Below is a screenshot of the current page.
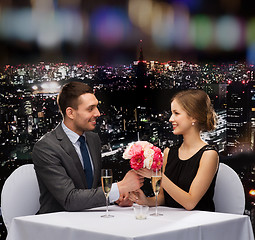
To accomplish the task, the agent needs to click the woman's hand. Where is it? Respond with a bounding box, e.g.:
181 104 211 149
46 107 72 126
115 193 133 207
129 189 149 206
135 168 153 179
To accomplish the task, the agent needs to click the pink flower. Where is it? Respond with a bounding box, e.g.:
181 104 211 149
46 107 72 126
150 146 163 170
123 142 143 159
122 143 134 159
130 153 144 170
136 141 153 149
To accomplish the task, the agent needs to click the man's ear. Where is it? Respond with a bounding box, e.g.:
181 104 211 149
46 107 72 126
66 107 75 120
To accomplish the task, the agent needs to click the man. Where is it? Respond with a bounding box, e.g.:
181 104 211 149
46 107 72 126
32 81 143 214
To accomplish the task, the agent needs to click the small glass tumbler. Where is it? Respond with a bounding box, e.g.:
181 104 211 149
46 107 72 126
133 204 149 220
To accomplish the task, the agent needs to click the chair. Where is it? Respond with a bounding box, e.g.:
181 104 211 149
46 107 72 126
1 164 40 231
213 163 245 215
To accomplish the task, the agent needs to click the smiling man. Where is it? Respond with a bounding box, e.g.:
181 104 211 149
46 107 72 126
32 81 143 214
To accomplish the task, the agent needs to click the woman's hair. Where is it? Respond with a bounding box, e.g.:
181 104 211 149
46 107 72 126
171 89 217 132
57 81 93 117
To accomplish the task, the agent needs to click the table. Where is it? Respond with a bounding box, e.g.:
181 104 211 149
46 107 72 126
6 205 254 240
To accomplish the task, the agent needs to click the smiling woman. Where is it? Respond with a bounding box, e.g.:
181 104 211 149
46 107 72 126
130 89 219 212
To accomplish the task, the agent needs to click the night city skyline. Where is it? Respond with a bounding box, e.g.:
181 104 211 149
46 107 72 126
1 0 255 238
1 57 255 164
1 58 255 239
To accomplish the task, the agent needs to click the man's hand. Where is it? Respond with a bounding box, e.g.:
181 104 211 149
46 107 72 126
117 170 144 195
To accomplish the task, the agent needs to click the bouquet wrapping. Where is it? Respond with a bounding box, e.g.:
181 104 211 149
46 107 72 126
123 141 163 171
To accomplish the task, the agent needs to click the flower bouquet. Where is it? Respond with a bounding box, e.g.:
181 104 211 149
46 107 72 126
122 141 163 171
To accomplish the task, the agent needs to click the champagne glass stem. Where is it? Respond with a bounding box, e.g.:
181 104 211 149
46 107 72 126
106 196 109 217
155 194 158 216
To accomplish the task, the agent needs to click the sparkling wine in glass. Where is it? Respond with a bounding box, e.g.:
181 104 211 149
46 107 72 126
101 169 114 218
151 168 163 216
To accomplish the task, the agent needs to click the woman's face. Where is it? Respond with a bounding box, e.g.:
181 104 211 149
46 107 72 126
169 99 194 135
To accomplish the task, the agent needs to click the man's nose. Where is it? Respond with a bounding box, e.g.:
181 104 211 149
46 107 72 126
95 108 100 117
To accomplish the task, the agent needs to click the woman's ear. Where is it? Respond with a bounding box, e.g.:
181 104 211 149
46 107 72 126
191 117 197 126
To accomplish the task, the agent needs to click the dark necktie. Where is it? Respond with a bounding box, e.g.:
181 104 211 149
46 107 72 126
78 136 93 189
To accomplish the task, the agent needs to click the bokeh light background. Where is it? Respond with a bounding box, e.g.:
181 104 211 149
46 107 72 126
0 0 255 65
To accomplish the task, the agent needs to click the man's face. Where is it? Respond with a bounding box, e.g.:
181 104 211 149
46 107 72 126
71 93 100 134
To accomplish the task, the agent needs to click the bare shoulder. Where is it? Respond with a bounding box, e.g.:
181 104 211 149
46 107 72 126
200 149 219 170
202 148 219 159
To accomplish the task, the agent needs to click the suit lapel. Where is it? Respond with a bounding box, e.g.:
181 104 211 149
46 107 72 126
55 124 87 185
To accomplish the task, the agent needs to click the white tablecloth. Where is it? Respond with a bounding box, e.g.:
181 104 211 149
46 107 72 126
6 205 254 240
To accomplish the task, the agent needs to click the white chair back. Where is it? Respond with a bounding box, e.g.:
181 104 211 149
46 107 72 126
213 163 245 214
1 164 40 231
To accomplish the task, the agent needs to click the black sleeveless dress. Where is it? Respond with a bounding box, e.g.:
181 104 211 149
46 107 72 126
163 145 218 212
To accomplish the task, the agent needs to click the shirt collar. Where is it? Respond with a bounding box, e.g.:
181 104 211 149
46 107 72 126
61 122 86 144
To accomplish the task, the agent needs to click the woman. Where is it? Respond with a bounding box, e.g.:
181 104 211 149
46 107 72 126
130 89 219 211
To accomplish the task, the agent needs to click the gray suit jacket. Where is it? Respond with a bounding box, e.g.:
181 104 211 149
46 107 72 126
32 123 106 214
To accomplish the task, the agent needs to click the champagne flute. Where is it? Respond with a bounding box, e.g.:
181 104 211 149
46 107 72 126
151 168 163 216
101 169 114 218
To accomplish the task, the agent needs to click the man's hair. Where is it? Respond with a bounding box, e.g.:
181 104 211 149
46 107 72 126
57 81 93 117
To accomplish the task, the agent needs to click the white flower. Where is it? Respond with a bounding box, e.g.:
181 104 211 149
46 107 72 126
143 148 155 169
122 142 134 159
137 141 153 149
143 156 153 169
144 148 154 158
